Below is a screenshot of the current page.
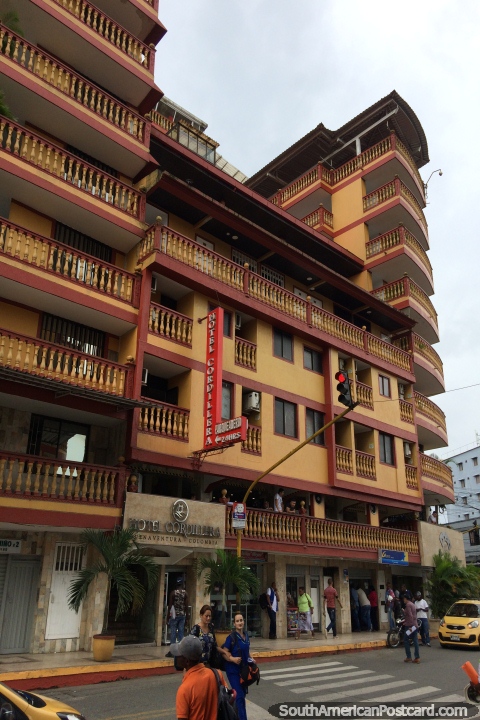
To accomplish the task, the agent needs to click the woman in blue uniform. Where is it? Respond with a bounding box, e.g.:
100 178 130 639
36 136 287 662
222 612 250 720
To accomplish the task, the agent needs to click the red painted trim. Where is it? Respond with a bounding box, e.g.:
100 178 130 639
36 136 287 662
139 340 204 373
334 477 422 508
421 479 454 502
365 246 433 290
138 87 163 116
0 505 120 529
8 665 177 691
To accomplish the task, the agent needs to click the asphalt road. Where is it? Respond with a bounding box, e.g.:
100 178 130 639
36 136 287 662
42 643 480 720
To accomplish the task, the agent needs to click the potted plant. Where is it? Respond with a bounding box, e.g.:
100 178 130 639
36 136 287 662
195 549 259 644
68 528 159 661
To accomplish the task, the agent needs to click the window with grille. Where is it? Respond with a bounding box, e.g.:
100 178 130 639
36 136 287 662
261 265 284 287
27 414 89 462
232 249 257 273
54 543 84 572
54 222 112 262
40 314 106 357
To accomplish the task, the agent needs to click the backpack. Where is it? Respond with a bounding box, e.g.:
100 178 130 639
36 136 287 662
258 592 269 610
211 668 238 720
227 633 261 688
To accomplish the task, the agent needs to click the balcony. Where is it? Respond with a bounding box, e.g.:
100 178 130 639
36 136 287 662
301 205 334 235
365 226 433 295
225 507 420 561
335 446 376 480
414 392 448 449
137 225 414 378
138 401 190 441
363 177 428 248
235 338 257 371
92 0 165 46
0 24 150 176
393 332 444 396
0 217 140 319
148 304 193 347
399 399 414 424
0 327 132 399
420 453 454 505
405 465 419 490
355 381 373 410
241 426 262 454
0 117 144 250
16 0 158 109
371 276 439 344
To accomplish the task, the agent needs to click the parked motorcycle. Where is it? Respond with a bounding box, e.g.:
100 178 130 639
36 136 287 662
387 616 421 648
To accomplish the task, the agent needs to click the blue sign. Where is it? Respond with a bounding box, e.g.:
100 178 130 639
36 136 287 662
378 549 409 566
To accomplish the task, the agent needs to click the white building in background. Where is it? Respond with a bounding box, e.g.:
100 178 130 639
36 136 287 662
443 445 480 564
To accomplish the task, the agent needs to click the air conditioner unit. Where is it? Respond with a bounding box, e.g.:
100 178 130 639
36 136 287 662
141 368 149 385
151 277 157 293
235 313 242 330
242 391 260 414
403 442 412 457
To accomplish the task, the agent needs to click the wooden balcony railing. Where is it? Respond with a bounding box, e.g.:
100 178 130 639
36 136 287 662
149 304 193 346
366 226 433 281
225 507 419 555
0 217 138 305
371 277 437 329
271 164 332 206
399 399 414 424
241 426 261 454
50 0 155 72
301 205 334 232
420 453 453 490
355 381 373 409
393 333 443 378
0 327 130 396
355 450 376 479
331 135 394 184
0 25 147 145
0 451 124 505
147 110 174 133
405 465 419 490
138 401 189 440
138 225 413 375
414 392 447 433
235 338 257 370
0 117 142 218
363 177 428 237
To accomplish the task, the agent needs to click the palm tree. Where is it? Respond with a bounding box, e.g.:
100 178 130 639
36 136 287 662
68 528 159 635
425 551 480 618
195 549 259 629
0 9 24 35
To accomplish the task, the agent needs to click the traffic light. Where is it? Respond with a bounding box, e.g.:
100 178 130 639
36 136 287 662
335 370 354 408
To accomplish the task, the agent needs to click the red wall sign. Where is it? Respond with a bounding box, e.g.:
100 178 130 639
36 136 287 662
204 308 247 450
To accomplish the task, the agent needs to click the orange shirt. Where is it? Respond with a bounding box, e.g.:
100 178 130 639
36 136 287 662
176 663 226 720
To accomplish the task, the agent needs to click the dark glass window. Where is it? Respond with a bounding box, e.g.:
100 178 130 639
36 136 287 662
379 432 395 465
275 398 297 437
274 329 293 361
222 381 233 420
304 347 323 373
306 409 325 445
379 375 391 397
27 415 89 462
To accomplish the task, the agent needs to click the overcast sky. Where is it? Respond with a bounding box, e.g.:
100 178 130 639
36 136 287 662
155 0 480 460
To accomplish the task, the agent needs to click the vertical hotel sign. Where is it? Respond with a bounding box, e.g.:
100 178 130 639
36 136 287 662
204 308 247 450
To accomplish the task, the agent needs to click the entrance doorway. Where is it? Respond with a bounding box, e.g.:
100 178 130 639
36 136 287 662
0 556 40 653
163 569 187 646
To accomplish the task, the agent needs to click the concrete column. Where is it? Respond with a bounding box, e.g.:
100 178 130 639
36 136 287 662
154 566 166 646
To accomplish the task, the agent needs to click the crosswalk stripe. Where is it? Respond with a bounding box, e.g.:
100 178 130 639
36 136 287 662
289 673 393 694
368 685 440 702
280 669 376 688
308 679 415 702
434 694 466 702
261 661 342 676
265 664 359 682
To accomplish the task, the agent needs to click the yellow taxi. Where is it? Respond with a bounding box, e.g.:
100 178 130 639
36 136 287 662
0 682 86 720
439 599 480 648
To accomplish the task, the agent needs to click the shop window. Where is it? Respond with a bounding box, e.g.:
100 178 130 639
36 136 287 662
274 328 293 361
379 432 395 465
304 347 323 373
306 409 325 445
275 398 297 438
27 414 88 462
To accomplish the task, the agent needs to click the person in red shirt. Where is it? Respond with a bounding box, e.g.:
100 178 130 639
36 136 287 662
368 585 379 631
171 635 227 720
324 577 343 638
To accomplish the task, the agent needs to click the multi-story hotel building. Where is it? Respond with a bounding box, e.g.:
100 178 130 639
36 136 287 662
0 1 463 654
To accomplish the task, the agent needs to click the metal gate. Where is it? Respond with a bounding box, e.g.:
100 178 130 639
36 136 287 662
0 557 40 653
45 543 84 640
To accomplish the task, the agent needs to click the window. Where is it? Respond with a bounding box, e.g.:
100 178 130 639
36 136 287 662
274 328 293 361
379 375 391 397
462 497 468 505
27 415 89 462
379 432 395 465
261 265 284 287
208 304 232 337
460 479 466 488
40 313 105 357
306 409 325 445
475 475 480 484
222 381 233 420
275 398 297 438
304 347 323 373
473 457 478 467
465 514 470 520
458 462 463 471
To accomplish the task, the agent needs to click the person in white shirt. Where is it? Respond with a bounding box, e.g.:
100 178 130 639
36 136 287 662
357 586 372 631
274 488 284 513
415 590 430 646
266 581 279 639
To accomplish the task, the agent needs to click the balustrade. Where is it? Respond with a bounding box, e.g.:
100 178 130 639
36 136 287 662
372 277 437 329
366 226 433 281
242 426 261 454
399 399 414 424
363 178 428 237
235 338 257 370
0 118 141 218
0 451 121 503
394 333 443 377
147 110 174 133
336 445 353 474
355 381 373 409
405 465 419 490
138 402 189 440
0 25 146 144
302 205 334 231
0 218 137 304
414 392 447 432
0 328 128 396
420 453 453 490
50 0 154 72
355 450 376 479
149 304 192 346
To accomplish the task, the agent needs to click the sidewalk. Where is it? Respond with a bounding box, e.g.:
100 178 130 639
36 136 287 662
0 631 388 691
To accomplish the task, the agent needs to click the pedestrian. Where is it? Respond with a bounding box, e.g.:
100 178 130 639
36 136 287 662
166 577 188 657
350 583 361 632
262 499 273 511
368 585 379 631
393 591 403 621
324 577 343 638
296 586 314 639
357 585 372 631
427 510 438 524
171 635 227 720
402 595 420 663
286 500 297 514
223 612 250 720
399 584 413 603
274 488 284 512
266 581 279 639
385 582 396 630
190 604 226 666
415 591 431 647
